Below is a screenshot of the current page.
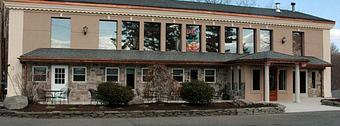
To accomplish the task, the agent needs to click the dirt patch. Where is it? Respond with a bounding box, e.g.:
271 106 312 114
20 102 276 112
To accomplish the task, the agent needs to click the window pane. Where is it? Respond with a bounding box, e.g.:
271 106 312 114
34 67 47 75
122 21 139 50
99 20 117 49
243 29 255 54
144 22 161 51
33 67 47 81
51 18 71 48
173 69 184 82
73 68 85 75
107 68 118 75
205 70 215 76
142 69 151 82
173 76 183 82
225 27 238 53
74 75 85 82
186 25 201 52
312 72 316 88
205 69 215 82
34 75 46 82
173 70 183 76
293 32 304 56
166 24 181 51
107 76 118 82
206 26 220 52
260 30 271 52
279 70 286 90
253 70 260 90
205 77 215 82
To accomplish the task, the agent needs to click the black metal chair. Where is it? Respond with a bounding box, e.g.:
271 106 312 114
88 89 98 104
57 88 71 104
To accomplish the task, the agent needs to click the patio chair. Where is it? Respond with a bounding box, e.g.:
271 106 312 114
57 88 71 104
37 88 48 104
88 89 98 104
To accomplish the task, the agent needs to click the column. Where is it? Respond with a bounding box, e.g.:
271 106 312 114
201 24 206 52
220 26 225 53
117 19 122 50
139 21 144 51
160 22 166 52
181 23 187 52
264 63 270 102
238 28 243 54
295 64 301 103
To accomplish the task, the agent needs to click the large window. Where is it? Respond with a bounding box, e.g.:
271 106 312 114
172 69 184 83
225 27 238 53
260 30 272 52
204 69 216 83
51 18 71 48
293 32 304 56
141 68 151 82
105 67 119 82
166 24 181 51
144 22 161 51
122 21 139 50
252 70 260 90
32 66 48 82
206 26 220 52
99 20 117 49
279 70 287 90
72 67 86 82
243 29 255 54
186 25 201 52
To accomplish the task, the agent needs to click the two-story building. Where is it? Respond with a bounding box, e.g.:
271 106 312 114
3 0 335 103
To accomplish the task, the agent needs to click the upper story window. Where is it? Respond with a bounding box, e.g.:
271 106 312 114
99 20 117 49
186 25 201 52
260 30 272 52
243 29 256 54
225 27 238 53
206 26 220 52
144 22 161 51
32 66 48 82
51 18 71 48
166 24 181 52
122 21 139 50
293 31 304 56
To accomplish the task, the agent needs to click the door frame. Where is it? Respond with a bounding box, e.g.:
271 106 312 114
125 67 136 89
51 65 69 91
293 69 309 97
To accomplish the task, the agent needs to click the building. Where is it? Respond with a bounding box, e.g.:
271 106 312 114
0 0 9 100
3 0 334 103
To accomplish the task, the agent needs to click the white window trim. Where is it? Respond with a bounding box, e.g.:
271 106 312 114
105 67 120 83
172 68 185 83
141 68 151 83
204 69 216 83
32 66 48 82
278 69 287 91
72 67 87 83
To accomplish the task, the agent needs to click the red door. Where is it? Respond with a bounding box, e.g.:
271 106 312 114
269 69 278 101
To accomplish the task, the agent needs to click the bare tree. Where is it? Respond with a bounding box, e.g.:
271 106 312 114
331 42 339 54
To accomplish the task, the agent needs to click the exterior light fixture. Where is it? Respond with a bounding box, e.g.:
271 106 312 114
83 26 88 35
282 37 287 44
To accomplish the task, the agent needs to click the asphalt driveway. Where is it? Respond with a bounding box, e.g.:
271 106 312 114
1 111 340 126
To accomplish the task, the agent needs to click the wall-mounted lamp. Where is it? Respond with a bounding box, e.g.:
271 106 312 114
82 26 88 35
281 37 287 44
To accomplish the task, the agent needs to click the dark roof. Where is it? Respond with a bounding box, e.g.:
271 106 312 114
48 0 334 22
20 48 241 63
304 56 331 66
234 51 309 62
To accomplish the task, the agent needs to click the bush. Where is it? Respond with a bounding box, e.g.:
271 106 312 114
96 82 134 106
180 81 215 105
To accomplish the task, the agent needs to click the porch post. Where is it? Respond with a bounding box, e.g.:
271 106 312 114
264 63 270 103
295 64 301 103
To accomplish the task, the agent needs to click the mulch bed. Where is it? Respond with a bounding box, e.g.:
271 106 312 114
328 99 340 102
20 102 276 112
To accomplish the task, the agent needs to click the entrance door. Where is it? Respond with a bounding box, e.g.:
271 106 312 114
293 71 307 94
126 68 135 89
269 69 278 101
190 70 198 81
51 66 68 91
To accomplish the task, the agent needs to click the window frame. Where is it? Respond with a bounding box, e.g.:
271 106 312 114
144 22 161 51
186 25 201 52
98 19 118 50
32 66 48 82
166 23 182 52
72 67 87 83
172 68 185 83
121 21 140 50
50 17 71 48
252 69 261 91
105 67 120 82
278 69 287 91
141 68 152 83
205 25 220 53
204 69 216 83
259 29 273 52
242 28 256 54
292 31 305 56
225 27 239 53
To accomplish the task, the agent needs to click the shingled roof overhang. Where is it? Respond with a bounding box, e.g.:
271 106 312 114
19 48 241 65
19 48 331 68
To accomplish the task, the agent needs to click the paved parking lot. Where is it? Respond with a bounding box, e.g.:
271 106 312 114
279 98 340 113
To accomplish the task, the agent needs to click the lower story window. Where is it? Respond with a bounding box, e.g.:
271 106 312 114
204 69 216 83
73 67 86 82
279 70 287 90
312 72 316 88
252 69 260 90
105 67 119 82
172 69 184 82
142 68 152 82
32 66 48 82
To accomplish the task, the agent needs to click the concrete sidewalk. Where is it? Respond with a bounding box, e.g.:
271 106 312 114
279 98 340 113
